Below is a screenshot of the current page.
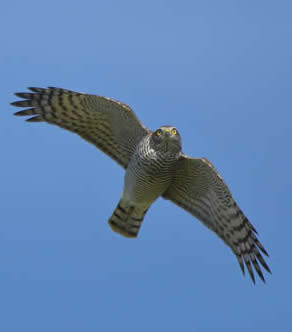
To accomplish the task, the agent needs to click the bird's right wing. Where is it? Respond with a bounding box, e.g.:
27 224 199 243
163 154 271 283
12 87 151 168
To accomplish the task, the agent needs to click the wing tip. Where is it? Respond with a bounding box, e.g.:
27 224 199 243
26 116 44 122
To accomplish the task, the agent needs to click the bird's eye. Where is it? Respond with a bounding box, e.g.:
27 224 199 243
156 130 162 136
171 129 177 135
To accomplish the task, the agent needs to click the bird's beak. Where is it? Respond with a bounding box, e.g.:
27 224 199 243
164 128 170 137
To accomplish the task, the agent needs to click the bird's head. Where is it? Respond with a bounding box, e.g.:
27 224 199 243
151 125 182 154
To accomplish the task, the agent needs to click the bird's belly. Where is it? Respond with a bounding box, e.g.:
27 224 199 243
123 166 173 205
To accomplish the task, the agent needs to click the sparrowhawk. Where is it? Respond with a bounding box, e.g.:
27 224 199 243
11 87 271 283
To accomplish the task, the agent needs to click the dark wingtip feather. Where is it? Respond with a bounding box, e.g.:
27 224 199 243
251 256 266 283
253 246 271 275
26 116 44 122
47 86 59 90
237 255 245 275
257 242 269 257
251 224 258 234
251 233 269 257
250 273 256 284
261 260 272 274
258 273 266 283
28 87 46 92
14 92 34 99
14 109 36 116
245 256 256 284
11 100 32 107
261 247 269 257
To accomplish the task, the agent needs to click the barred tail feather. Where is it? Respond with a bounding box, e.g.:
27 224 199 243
108 200 147 238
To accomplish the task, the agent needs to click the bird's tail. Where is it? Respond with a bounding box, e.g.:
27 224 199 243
108 200 148 238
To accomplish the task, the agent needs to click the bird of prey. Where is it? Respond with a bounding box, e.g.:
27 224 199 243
11 87 271 283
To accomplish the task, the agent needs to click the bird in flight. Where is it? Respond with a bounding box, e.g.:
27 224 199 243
12 87 271 283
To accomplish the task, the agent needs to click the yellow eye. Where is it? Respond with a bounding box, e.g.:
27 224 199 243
156 130 162 136
172 129 177 135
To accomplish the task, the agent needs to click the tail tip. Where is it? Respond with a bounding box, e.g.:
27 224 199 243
108 219 138 238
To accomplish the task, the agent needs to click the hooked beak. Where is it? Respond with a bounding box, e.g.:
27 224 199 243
164 128 171 137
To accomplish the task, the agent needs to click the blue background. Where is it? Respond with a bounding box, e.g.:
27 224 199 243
1 1 291 331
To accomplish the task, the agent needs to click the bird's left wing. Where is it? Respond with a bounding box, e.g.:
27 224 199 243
12 87 150 168
163 154 271 283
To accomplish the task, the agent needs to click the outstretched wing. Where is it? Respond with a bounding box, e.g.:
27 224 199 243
12 87 150 168
163 154 271 283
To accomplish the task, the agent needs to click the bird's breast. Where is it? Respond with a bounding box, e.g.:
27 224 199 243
123 150 178 204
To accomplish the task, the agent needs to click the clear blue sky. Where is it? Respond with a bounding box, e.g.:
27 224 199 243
1 1 291 331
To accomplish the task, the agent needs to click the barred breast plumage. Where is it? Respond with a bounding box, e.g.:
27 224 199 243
108 128 181 238
11 87 271 283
